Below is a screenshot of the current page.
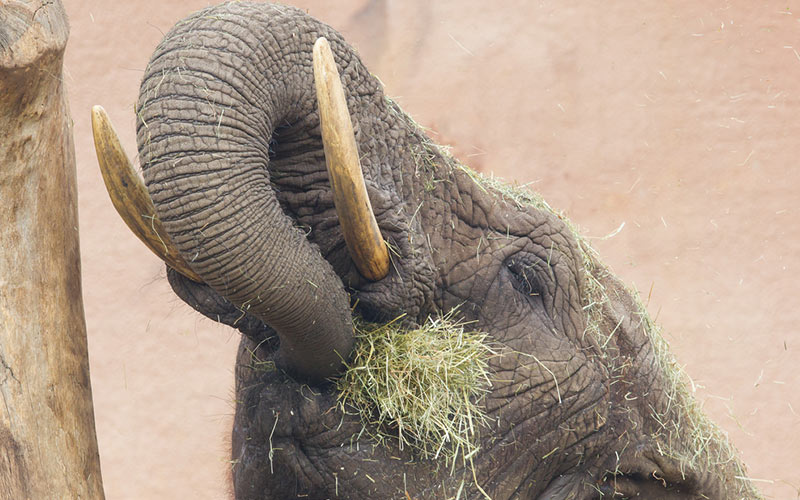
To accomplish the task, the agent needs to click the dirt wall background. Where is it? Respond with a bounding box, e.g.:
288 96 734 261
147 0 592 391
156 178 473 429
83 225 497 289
62 1 799 498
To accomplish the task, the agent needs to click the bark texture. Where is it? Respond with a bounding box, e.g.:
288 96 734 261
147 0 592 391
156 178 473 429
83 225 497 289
0 1 105 498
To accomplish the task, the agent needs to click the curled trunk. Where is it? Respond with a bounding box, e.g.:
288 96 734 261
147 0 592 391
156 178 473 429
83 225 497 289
135 5 365 380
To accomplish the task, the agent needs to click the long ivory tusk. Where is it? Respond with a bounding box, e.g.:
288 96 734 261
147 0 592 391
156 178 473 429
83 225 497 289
91 105 203 283
313 37 390 281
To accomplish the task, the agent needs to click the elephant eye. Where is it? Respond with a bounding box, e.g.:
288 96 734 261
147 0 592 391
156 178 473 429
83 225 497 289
506 257 544 299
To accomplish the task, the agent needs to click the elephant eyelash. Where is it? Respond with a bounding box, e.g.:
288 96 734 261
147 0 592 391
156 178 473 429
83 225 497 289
506 258 544 298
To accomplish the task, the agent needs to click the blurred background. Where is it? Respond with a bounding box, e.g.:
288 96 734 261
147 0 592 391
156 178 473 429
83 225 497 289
62 1 799 498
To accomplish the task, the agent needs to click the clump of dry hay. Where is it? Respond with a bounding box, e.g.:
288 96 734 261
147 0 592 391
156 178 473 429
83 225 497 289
336 310 494 466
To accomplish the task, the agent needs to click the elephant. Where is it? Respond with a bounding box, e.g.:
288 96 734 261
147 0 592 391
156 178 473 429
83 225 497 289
92 2 761 499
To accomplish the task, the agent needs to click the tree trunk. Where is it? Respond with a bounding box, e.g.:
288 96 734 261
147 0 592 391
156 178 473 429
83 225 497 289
0 1 105 498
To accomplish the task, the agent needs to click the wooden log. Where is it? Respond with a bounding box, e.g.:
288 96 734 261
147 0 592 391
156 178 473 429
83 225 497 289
0 1 105 498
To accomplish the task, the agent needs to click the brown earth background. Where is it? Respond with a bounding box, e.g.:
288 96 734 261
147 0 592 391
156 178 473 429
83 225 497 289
61 1 799 498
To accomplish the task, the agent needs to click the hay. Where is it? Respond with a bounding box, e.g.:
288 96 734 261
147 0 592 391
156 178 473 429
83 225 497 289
336 310 494 466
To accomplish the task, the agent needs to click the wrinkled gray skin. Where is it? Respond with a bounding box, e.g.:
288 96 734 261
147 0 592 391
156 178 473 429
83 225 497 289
136 3 755 499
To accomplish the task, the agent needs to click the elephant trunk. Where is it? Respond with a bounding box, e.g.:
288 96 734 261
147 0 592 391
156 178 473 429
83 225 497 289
134 6 360 381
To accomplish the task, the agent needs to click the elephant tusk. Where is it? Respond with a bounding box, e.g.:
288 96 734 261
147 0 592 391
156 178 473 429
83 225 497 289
313 37 390 282
91 105 204 283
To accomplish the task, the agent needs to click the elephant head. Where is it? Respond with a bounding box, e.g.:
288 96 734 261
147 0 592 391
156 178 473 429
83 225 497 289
94 3 760 499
